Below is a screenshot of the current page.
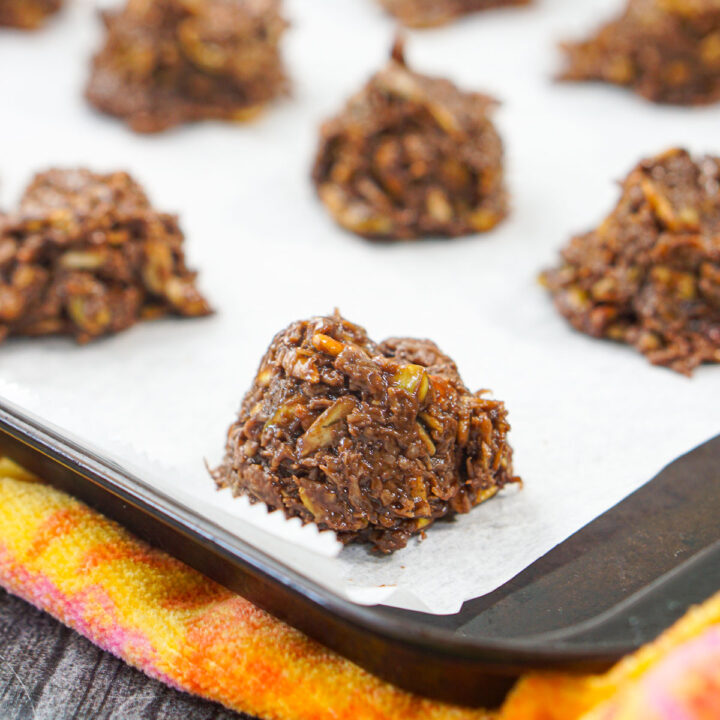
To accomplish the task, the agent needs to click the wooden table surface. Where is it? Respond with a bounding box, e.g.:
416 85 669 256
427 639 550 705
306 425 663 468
0 588 253 720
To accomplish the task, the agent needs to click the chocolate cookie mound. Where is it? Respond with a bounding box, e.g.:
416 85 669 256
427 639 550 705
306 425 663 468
0 0 61 29
542 149 720 375
379 0 530 28
213 312 518 553
86 0 288 133
312 40 507 240
560 0 720 105
0 168 211 344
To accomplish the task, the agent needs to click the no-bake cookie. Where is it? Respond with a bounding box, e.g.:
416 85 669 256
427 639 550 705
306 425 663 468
0 0 61 29
379 0 530 28
312 40 507 240
560 0 720 105
0 168 211 344
213 311 518 553
542 149 720 375
86 0 288 133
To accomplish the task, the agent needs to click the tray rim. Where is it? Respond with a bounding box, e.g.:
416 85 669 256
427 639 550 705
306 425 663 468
0 394 633 666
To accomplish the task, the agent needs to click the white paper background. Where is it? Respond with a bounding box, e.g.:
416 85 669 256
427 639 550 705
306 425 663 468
0 0 718 614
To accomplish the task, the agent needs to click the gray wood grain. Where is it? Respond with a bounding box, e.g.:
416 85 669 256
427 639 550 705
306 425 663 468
0 588 254 720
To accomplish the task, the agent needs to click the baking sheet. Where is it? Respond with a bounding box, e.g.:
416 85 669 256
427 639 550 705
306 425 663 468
1 0 719 615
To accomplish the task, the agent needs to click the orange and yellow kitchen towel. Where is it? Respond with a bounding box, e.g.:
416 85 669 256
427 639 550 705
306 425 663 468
0 456 718 720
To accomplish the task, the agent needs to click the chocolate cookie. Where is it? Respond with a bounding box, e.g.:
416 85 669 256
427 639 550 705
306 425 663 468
542 149 720 375
0 0 61 29
379 0 530 28
86 0 288 133
213 311 518 553
0 168 211 344
560 0 720 105
312 39 507 240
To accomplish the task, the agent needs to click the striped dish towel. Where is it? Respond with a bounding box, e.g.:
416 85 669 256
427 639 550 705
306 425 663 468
0 457 717 720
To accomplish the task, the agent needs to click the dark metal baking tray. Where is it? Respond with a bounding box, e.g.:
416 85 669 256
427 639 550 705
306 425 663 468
0 396 718 708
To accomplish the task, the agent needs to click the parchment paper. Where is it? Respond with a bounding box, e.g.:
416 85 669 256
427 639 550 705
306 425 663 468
0 0 718 614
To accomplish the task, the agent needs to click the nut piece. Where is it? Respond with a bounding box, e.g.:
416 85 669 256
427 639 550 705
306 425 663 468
85 0 289 133
298 396 357 457
0 168 211 345
213 311 519 553
379 0 530 28
391 363 430 401
312 332 346 357
312 38 508 240
560 0 720 105
543 148 720 375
